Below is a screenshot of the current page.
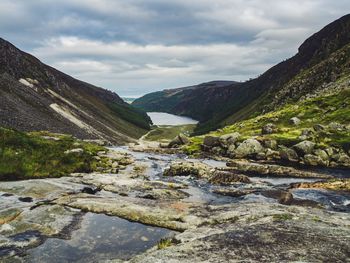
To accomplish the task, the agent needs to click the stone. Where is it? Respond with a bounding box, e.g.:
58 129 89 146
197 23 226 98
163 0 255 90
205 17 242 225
203 136 221 147
279 146 299 162
64 148 84 154
163 161 211 178
293 141 316 156
261 123 277 134
265 148 280 159
291 179 350 191
208 171 251 185
232 139 264 158
314 149 329 162
337 154 350 167
289 117 301 125
313 124 326 132
219 132 241 147
328 122 346 132
263 139 277 150
168 133 190 148
303 154 323 166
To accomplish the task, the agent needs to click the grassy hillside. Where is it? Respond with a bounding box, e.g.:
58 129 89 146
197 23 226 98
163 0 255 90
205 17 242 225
0 128 105 180
184 83 350 155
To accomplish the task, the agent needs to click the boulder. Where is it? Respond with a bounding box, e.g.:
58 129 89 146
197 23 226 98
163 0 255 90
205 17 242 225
232 139 264 158
314 149 329 162
168 133 190 148
163 161 211 178
299 129 314 140
261 123 277 134
219 132 240 147
303 154 323 166
209 170 251 185
263 139 277 150
279 146 299 162
265 148 280 159
328 122 346 132
337 154 350 167
289 117 301 125
293 141 316 156
203 136 220 147
313 124 326 132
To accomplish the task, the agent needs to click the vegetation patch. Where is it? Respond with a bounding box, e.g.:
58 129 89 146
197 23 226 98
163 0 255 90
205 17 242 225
0 128 105 180
144 124 196 142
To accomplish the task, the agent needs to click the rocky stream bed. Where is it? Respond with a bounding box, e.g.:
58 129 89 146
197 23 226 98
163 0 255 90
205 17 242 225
0 145 349 262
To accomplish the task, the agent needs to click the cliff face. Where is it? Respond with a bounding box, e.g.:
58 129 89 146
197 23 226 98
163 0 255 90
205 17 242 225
133 14 350 135
0 38 151 144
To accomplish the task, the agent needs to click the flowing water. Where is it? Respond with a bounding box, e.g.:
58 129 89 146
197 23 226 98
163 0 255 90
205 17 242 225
3 146 350 262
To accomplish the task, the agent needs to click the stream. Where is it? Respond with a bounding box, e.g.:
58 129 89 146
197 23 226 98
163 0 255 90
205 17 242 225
1 146 349 262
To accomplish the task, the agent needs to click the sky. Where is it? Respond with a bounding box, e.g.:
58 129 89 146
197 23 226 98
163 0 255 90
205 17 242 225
0 1 349 97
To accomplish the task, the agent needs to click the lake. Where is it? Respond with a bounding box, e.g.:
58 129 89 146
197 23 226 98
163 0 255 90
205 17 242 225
147 112 198 125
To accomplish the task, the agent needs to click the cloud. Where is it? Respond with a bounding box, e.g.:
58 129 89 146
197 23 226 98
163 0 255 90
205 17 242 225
0 0 349 95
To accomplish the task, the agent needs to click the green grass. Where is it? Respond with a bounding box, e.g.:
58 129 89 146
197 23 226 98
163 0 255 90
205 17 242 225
0 128 105 180
144 124 196 142
107 102 151 130
184 86 350 155
157 238 174 249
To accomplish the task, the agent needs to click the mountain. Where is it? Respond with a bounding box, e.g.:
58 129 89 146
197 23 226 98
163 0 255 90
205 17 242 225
133 14 350 135
0 38 151 144
132 80 238 119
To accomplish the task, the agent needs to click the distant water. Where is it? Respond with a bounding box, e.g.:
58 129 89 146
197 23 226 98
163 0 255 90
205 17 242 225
147 112 198 125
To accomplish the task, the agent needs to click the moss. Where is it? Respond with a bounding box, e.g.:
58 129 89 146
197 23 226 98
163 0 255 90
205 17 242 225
157 238 175 249
0 127 105 180
272 213 293 221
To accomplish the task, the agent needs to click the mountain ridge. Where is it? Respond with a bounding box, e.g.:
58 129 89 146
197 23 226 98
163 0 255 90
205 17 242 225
133 14 350 135
0 37 151 144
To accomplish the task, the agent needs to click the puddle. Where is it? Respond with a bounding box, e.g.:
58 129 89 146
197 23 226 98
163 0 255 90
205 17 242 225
23 213 175 263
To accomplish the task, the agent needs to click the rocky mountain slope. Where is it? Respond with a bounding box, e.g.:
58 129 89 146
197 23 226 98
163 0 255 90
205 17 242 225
134 14 350 135
0 38 151 144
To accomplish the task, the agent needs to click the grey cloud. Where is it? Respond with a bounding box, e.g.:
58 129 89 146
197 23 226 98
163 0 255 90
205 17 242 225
0 1 349 95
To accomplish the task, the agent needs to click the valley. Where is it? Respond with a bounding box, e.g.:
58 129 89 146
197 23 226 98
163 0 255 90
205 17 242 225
1 12 350 263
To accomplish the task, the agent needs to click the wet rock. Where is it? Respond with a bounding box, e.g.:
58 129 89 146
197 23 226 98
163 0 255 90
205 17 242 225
260 190 293 205
137 189 190 200
81 187 100 195
219 132 240 148
163 161 211 178
289 117 301 125
261 123 277 134
168 134 190 148
18 197 33 203
232 139 264 158
279 146 299 162
203 136 220 147
209 171 251 185
212 188 256 197
226 160 332 178
291 179 350 191
129 203 350 263
293 140 316 156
